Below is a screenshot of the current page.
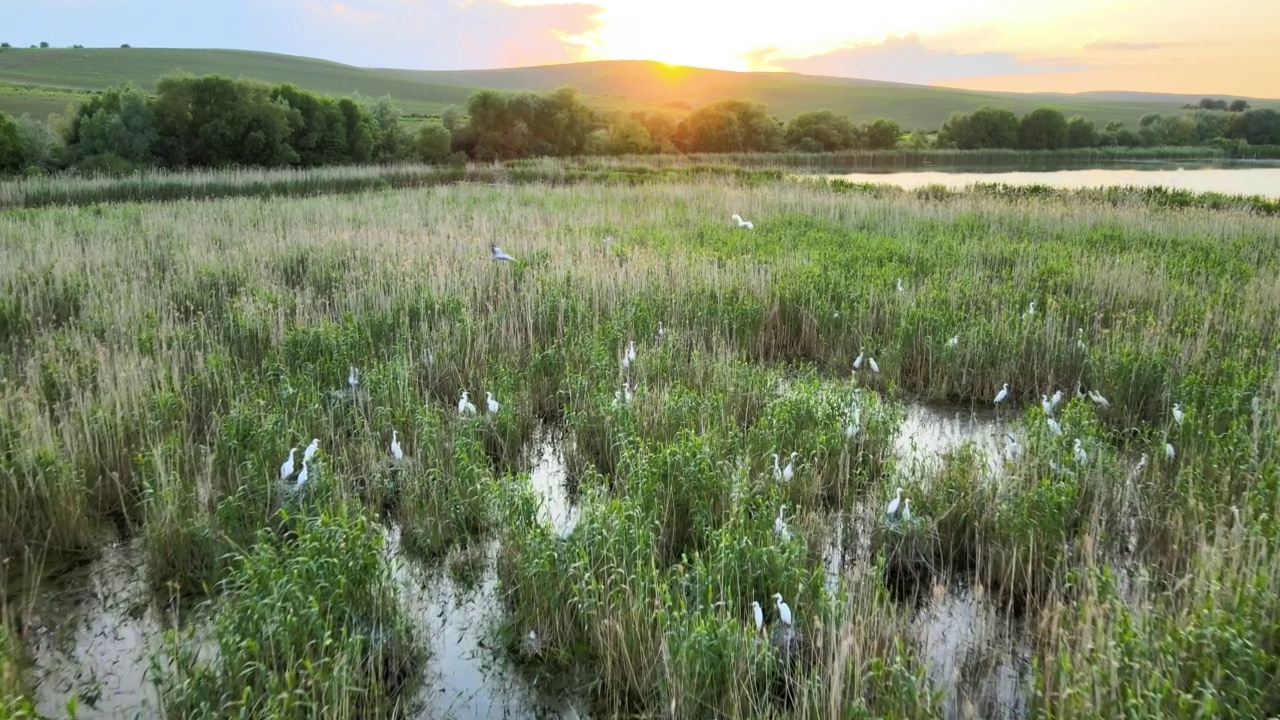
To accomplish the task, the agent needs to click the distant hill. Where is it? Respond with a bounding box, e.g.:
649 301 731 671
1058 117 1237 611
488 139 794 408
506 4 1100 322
0 47 1272 130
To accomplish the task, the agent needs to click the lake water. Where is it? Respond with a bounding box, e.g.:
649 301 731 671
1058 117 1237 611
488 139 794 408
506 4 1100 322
825 164 1280 198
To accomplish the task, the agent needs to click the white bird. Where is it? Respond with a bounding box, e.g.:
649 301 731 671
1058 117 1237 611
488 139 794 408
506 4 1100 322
390 430 403 461
731 213 754 230
994 383 1009 404
1076 328 1087 352
774 506 791 541
491 244 516 262
868 357 880 374
901 498 912 523
886 487 903 517
625 341 637 365
303 438 320 464
1050 390 1063 410
1041 394 1053 416
295 461 310 489
656 322 665 341
1024 302 1036 319
624 381 634 403
1135 453 1148 472
1089 389 1110 408
486 391 500 414
1073 439 1088 465
771 453 783 482
773 593 792 627
853 349 864 371
845 420 861 439
1172 403 1184 425
896 278 904 293
348 366 359 390
947 335 959 348
782 452 797 482
1046 417 1063 437
280 448 296 479
751 601 764 634
1005 433 1021 458
458 390 477 415
1165 442 1175 460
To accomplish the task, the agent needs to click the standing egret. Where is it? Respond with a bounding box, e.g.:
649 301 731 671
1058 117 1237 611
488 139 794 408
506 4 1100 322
731 213 754 229
896 278 904 293
1024 302 1036 319
1172 403 1184 425
1046 417 1063 437
1165 442 1175 459
1041 394 1053 416
486 391 500 414
656 322 665 341
901 498 912 524
491 244 516 262
458 391 477 415
853 349 864 371
623 381 634 404
773 593 793 627
774 506 791 541
1135 453 1148 472
1076 328 1087 352
1050 390 1064 411
751 601 764 634
1073 439 1088 465
782 452 797 482
994 383 1010 405
845 420 861 439
390 430 403 462
348 366 359 391
303 438 320 464
771 453 783 482
868 356 880 374
1005 433 1021 458
1089 389 1110 409
295 461 310 489
886 487 903 518
280 448 296 479
947 335 959 348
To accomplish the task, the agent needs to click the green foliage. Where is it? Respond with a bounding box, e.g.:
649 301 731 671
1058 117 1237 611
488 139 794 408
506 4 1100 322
151 74 298 167
673 99 783 153
412 119 452 163
785 110 859 152
1019 108 1069 150
467 86 599 160
0 111 21 173
1065 116 1096 148
937 106 1020 149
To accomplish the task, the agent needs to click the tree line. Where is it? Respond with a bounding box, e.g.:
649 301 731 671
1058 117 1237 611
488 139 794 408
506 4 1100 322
1 73 1278 175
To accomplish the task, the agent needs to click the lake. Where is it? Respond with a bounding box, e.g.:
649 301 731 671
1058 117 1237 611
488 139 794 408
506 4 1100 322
824 164 1280 198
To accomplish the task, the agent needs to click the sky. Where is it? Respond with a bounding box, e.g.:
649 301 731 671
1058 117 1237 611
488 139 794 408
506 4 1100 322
7 0 1280 97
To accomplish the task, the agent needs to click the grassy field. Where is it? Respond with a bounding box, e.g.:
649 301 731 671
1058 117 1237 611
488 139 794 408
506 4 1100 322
2 168 1280 718
3 47 1265 127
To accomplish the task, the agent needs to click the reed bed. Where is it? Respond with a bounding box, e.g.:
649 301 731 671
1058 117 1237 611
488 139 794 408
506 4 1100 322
2 173 1280 717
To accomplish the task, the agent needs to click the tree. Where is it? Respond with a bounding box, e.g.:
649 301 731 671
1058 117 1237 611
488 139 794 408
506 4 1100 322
15 113 56 169
861 118 902 150
1065 116 1096 148
364 96 412 162
1 43 10 49
151 74 297 167
1159 114 1197 146
673 99 782 153
1229 99 1250 113
1234 108 1280 145
61 83 158 165
120 44 131 49
271 84 349 166
936 107 1019 149
784 110 857 152
0 112 23 173
413 120 452 163
1018 108 1068 150
336 97 373 163
601 112 652 155
39 41 49 48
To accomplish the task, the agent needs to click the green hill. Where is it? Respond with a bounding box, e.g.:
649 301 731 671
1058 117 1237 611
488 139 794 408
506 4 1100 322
0 47 1271 130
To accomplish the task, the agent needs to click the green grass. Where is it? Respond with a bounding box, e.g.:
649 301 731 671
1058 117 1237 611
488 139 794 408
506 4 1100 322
5 48 1274 127
4 169 1280 717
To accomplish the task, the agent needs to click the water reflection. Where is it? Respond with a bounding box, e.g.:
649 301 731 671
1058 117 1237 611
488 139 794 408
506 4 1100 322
896 403 1005 475
826 165 1280 198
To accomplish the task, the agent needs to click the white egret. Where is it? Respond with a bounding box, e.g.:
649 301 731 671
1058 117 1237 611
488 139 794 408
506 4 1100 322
1046 417 1063 437
901 498 912 523
771 453 783 482
1165 442 1175 460
853 349 864 371
886 487 903 518
280 448 296 479
1089 389 1110 409
751 601 764 634
947 335 959 348
1050 390 1063 410
773 593 793 627
845 420 861 439
994 383 1010 405
896 278 904 293
295 461 310 489
774 506 791 541
390 430 403 462
1024 302 1036 319
303 438 320 464
1076 382 1087 399
1073 439 1088 465
458 390 477 415
486 391 500 414
1005 433 1021 458
868 357 880 374
1172 403 1184 425
1076 328 1087 352
1041 394 1053 416
656 322 665 341
348 366 359 390
731 213 754 230
782 452 797 483
1135 453 1148 472
624 381 634 403
491 244 516 262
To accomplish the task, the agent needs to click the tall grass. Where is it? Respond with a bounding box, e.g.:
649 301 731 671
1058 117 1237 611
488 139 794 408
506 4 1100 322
4 172 1280 716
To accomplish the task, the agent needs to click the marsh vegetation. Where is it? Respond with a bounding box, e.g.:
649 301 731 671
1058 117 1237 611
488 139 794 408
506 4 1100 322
2 171 1280 718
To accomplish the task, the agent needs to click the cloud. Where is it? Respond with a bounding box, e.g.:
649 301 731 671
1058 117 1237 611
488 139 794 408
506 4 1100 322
754 34 1083 85
1082 40 1186 51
